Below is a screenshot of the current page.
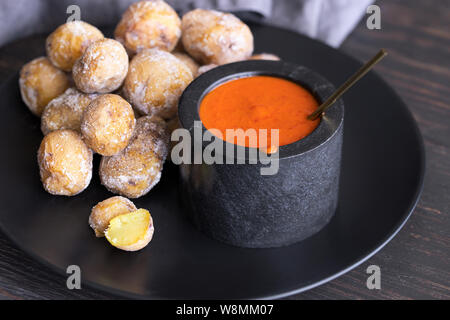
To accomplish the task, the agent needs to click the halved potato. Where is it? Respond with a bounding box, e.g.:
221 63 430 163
105 209 154 251
89 196 137 237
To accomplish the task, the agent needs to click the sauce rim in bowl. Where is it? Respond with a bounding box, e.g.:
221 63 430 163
199 75 321 149
178 60 344 160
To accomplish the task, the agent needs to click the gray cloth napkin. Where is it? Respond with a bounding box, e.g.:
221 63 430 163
0 0 373 48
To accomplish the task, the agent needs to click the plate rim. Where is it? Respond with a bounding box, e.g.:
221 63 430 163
0 24 426 299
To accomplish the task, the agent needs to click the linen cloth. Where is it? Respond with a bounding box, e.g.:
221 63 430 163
0 0 373 47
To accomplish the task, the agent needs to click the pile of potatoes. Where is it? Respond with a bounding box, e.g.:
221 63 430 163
19 0 280 251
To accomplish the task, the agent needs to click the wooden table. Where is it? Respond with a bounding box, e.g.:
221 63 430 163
0 0 448 299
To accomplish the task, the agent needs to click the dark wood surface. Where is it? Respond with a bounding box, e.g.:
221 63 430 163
0 0 448 300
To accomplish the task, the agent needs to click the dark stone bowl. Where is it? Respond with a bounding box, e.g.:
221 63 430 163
178 60 344 248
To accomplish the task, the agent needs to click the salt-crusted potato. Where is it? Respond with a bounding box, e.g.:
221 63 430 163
249 53 280 61
19 57 70 116
73 39 129 94
100 116 169 198
38 130 93 196
41 88 99 135
123 49 193 119
115 0 181 55
181 9 254 65
46 21 104 72
105 209 154 252
173 52 199 75
81 94 135 156
89 196 137 237
196 64 218 77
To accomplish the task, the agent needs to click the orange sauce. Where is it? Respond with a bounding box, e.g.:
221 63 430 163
199 76 320 148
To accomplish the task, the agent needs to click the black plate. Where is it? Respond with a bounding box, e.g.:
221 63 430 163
0 24 424 299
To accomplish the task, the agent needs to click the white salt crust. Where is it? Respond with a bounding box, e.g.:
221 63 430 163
80 94 136 156
46 21 104 71
19 77 38 113
19 57 69 116
100 116 169 198
41 88 99 135
115 0 181 54
88 196 137 237
38 130 93 196
181 9 254 65
173 52 199 75
123 49 193 119
73 39 129 94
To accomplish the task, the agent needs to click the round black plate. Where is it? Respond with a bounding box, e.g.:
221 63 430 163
0 24 424 299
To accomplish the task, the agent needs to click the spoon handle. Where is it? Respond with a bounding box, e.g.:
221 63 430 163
308 49 388 120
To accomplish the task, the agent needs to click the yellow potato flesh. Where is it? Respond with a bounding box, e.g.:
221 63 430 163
105 209 151 247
